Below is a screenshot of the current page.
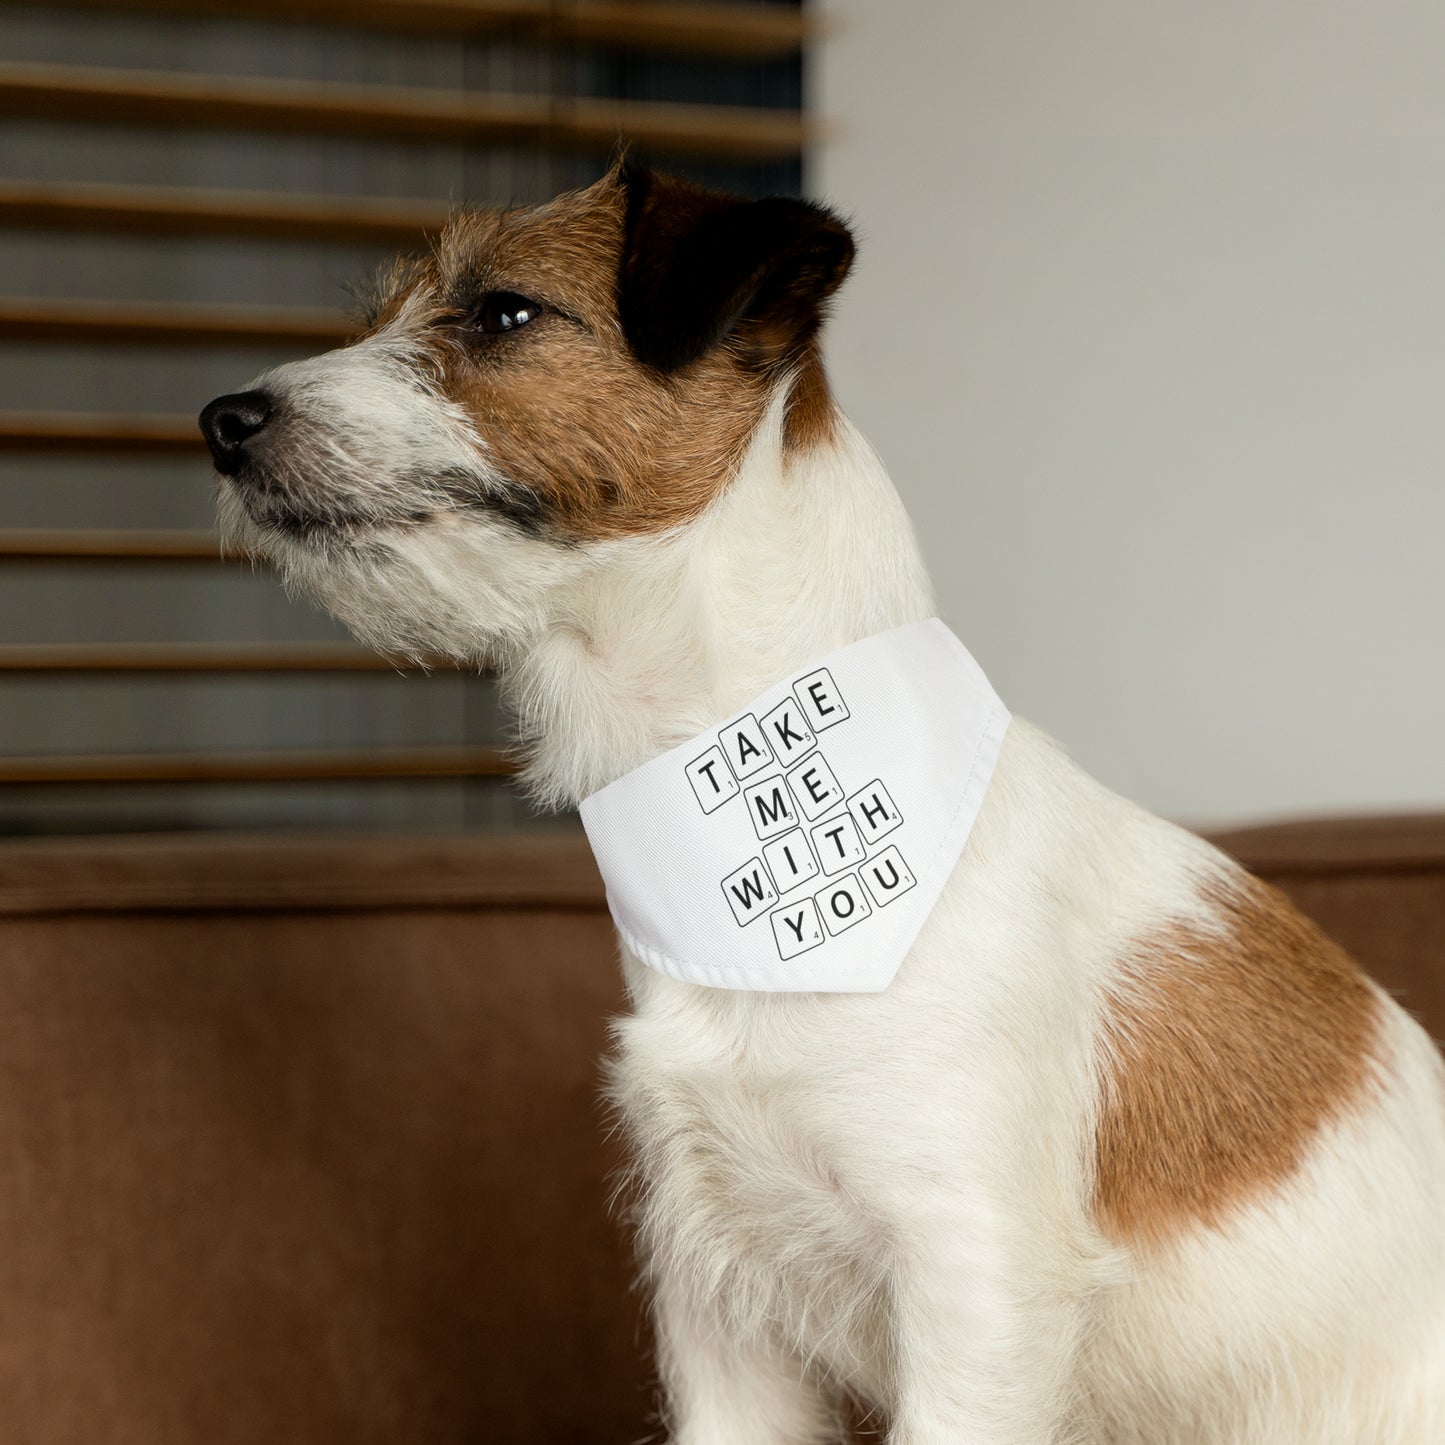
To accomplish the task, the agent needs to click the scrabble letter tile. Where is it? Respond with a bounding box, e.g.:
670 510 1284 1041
809 814 866 875
860 844 916 908
786 753 843 821
817 873 873 936
846 779 903 844
760 697 815 767
717 712 774 782
743 775 799 840
793 666 850 733
771 899 825 961
721 857 778 927
762 828 820 893
685 744 737 814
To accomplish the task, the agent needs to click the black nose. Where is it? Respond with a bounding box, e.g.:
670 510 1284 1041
199 390 272 475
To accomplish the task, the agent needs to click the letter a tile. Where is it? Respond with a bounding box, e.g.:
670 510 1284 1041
685 744 738 814
721 858 778 927
717 713 774 782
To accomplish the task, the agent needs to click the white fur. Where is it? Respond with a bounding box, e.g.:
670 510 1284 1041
220 346 1445 1444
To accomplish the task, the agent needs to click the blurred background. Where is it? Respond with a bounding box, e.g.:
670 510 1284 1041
820 1 1445 827
1 0 1441 838
0 0 802 836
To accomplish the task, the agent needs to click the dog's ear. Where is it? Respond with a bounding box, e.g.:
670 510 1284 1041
617 162 855 374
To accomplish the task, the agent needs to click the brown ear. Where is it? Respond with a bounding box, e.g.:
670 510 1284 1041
617 162 855 374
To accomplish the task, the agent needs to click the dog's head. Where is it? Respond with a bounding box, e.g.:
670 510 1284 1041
199 163 854 662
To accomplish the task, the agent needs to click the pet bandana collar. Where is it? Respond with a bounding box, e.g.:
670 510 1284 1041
579 618 1010 993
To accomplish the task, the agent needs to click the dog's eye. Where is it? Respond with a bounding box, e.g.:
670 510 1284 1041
472 291 543 334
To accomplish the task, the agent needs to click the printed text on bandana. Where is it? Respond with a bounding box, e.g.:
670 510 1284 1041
684 666 918 961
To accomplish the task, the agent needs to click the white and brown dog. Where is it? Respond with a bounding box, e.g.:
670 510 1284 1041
200 164 1445 1444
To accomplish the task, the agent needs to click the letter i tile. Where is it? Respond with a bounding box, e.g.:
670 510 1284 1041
762 828 820 892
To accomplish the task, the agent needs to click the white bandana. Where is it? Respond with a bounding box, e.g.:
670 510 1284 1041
579 619 1010 993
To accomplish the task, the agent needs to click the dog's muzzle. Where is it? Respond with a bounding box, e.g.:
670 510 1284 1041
199 390 273 476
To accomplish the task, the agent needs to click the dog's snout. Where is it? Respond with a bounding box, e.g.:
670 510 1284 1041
199 390 273 475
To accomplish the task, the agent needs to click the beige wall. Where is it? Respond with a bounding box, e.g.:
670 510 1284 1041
814 1 1445 826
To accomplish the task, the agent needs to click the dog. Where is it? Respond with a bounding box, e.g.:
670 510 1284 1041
200 162 1445 1444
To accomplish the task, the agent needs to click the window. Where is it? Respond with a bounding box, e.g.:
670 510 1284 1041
0 0 808 834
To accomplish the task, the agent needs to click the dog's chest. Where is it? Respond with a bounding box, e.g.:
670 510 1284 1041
613 989 891 1384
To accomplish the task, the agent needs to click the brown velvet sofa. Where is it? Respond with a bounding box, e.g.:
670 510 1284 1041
0 817 1441 1443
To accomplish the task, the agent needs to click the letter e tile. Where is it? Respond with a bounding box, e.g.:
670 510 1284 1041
786 753 843 821
793 667 850 733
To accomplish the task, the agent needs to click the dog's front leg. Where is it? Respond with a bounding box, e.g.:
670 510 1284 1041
653 1275 843 1445
883 1209 1092 1445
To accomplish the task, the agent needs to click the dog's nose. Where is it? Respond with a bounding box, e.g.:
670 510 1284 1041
199 390 273 475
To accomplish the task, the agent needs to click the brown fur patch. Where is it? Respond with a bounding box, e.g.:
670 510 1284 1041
1093 872 1382 1247
782 343 840 455
435 184 769 540
371 180 751 541
366 172 843 542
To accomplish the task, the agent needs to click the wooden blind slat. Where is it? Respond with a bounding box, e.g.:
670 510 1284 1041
0 412 202 452
0 643 433 673
544 0 810 57
0 0 810 58
0 745 513 783
0 297 353 348
0 12 805 814
0 180 448 245
0 62 812 161
0 529 227 561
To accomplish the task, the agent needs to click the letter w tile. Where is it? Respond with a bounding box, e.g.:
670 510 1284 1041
721 857 779 926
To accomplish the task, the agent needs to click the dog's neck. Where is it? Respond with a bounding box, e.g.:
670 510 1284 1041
503 392 936 809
